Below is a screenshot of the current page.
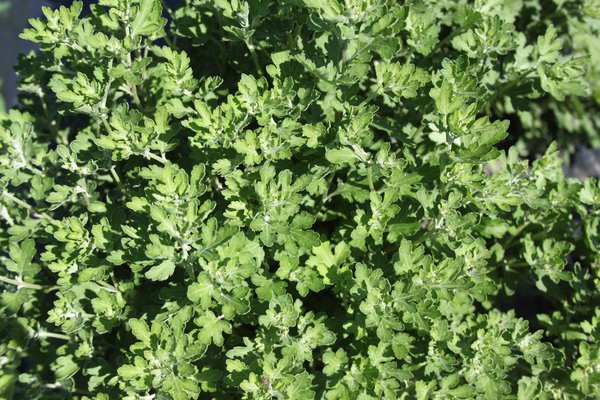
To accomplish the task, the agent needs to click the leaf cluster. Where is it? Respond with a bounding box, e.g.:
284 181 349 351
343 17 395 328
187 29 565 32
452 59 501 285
1 0 600 399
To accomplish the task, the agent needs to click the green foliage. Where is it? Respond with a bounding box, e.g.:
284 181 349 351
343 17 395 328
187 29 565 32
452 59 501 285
1 0 600 399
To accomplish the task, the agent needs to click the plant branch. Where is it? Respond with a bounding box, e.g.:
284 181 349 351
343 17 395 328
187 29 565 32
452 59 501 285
0 274 46 290
36 331 72 341
1 191 54 221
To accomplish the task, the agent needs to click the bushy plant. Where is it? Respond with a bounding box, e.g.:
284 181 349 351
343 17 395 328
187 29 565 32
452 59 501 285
1 0 600 398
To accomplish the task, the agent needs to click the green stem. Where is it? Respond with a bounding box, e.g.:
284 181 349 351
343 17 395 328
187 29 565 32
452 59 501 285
123 10 143 110
0 274 45 290
359 91 378 108
322 172 336 201
323 189 343 203
367 167 375 191
414 229 436 246
97 280 120 294
110 165 122 187
38 91 61 140
130 83 142 109
100 60 114 112
2 191 32 211
247 38 263 76
1 192 53 221
434 26 465 51
109 272 120 293
503 221 530 249
36 331 71 341
101 117 114 136
507 261 530 268
160 0 174 18
163 33 176 48
27 166 44 177
313 171 336 214
144 150 169 165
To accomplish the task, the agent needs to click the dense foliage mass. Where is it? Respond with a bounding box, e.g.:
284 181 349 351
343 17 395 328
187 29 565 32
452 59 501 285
1 0 600 398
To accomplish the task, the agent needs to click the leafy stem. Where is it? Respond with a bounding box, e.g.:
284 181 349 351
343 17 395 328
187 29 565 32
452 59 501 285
359 91 378 108
414 228 438 246
0 274 50 291
434 25 466 51
129 82 143 109
101 59 114 112
507 261 530 268
246 38 263 77
1 191 54 221
97 280 121 294
35 331 72 341
367 166 375 191
101 116 114 136
110 165 123 187
503 221 530 249
143 150 169 164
